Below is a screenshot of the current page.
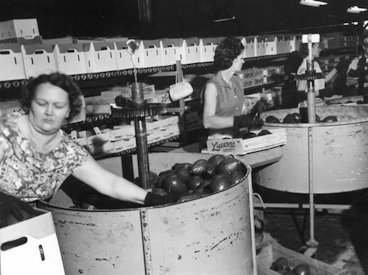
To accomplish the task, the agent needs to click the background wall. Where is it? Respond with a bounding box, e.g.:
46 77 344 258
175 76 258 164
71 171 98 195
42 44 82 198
0 0 367 38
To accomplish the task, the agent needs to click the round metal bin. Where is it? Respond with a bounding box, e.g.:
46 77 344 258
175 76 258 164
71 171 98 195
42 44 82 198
38 153 256 275
256 105 368 194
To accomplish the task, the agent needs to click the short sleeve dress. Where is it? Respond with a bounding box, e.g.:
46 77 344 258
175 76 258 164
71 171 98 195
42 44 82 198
0 111 89 202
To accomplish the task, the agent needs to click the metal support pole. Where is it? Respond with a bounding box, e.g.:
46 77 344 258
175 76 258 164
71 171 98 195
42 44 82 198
306 127 318 251
134 117 150 189
132 82 150 190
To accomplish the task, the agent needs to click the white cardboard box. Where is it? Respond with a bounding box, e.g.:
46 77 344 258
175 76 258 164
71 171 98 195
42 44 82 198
0 43 27 81
21 44 58 78
135 39 163 68
115 40 135 70
0 209 65 275
0 18 40 40
55 43 87 75
161 38 186 66
206 128 287 155
184 37 201 64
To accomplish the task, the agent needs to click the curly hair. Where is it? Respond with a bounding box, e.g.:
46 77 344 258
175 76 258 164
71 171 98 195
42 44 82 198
20 73 83 122
214 37 244 71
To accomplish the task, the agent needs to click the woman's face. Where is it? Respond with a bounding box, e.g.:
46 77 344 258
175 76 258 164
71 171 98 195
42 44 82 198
29 82 70 135
312 43 321 58
232 52 244 72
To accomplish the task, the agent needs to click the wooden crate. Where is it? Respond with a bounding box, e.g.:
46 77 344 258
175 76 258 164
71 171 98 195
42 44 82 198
256 235 343 275
206 128 287 156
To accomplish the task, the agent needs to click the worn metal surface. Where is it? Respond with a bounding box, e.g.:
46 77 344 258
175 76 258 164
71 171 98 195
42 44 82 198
39 153 255 275
257 106 368 194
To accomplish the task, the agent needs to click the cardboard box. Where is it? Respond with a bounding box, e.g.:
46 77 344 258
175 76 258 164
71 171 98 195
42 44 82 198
161 38 186 66
255 35 267 57
199 37 223 63
55 43 87 75
115 40 135 70
21 44 58 78
0 209 65 275
242 36 256 58
0 18 40 40
206 128 287 155
135 39 163 68
82 41 117 73
0 43 27 81
184 37 201 64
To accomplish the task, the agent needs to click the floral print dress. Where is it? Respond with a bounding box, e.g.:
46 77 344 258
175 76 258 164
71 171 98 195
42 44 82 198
0 111 89 202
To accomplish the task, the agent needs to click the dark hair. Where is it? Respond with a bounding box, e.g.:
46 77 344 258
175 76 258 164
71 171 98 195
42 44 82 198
214 37 244 71
20 73 83 121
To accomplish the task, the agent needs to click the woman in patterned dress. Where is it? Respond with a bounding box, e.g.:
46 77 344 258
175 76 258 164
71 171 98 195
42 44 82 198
0 73 173 227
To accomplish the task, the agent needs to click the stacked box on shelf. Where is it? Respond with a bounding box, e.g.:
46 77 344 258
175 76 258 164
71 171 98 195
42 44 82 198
161 38 185 66
54 43 87 75
0 18 40 41
242 36 256 58
343 35 356 47
0 43 27 81
42 36 74 45
320 32 345 50
288 34 302 52
115 39 135 70
255 35 267 57
21 44 58 78
199 37 223 63
135 39 163 68
184 37 201 64
82 41 117 73
265 35 289 55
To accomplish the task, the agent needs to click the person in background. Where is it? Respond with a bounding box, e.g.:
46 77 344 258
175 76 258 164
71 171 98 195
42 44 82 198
0 73 174 227
346 33 368 96
296 42 339 105
202 37 264 139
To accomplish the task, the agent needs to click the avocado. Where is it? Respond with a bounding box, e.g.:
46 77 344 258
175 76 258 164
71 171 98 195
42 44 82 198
186 175 204 190
270 257 291 273
162 174 188 195
215 158 241 175
190 159 209 176
322 115 338 122
292 263 311 275
208 154 226 166
241 131 257 139
208 173 232 193
265 115 280 123
283 113 297 123
257 129 272 136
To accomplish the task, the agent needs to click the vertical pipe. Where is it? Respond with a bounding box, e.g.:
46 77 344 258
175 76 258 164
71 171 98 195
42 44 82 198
140 209 152 275
307 34 316 124
132 82 150 189
307 127 316 246
134 117 150 189
248 174 258 275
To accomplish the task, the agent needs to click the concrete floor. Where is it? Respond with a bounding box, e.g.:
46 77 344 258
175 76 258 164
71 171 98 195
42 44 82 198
263 209 365 274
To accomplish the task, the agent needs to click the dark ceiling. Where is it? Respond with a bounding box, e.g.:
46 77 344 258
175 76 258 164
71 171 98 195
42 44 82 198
0 0 367 38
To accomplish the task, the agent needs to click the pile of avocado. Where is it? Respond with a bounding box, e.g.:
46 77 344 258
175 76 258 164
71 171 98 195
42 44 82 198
266 113 338 124
151 154 248 203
